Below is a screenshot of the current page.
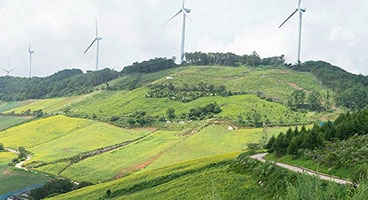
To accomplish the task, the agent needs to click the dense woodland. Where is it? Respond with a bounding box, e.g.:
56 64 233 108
0 69 119 101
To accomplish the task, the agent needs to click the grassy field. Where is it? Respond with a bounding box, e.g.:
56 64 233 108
4 93 93 115
0 116 32 131
151 66 330 103
0 100 37 113
68 65 332 125
265 153 351 180
48 153 254 200
40 124 290 183
0 115 155 167
0 151 51 196
69 88 313 126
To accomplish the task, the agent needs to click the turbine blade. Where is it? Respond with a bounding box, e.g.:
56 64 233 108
279 9 298 28
95 18 98 37
182 0 185 8
164 10 183 25
298 0 302 7
184 12 193 23
84 38 98 54
9 68 15 73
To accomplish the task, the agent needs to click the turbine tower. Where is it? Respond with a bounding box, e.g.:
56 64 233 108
28 43 35 78
165 0 192 64
84 19 102 71
279 0 306 63
2 58 15 76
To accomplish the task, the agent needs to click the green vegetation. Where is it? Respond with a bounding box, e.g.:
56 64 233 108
0 115 31 131
0 115 153 167
48 152 367 200
30 179 92 200
292 61 368 110
44 125 288 183
184 51 285 67
67 88 312 127
4 93 92 115
267 110 368 183
0 68 119 101
0 151 51 195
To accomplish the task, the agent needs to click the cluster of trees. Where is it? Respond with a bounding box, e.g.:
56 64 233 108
287 90 325 112
147 82 235 103
184 52 285 67
267 109 368 158
29 179 92 200
164 104 222 121
122 58 176 74
291 61 368 110
187 103 222 120
0 68 120 101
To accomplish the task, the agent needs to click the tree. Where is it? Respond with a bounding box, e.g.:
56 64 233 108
308 91 323 112
0 143 4 151
166 108 176 120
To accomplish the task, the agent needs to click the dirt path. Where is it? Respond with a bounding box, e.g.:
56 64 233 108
250 153 353 185
6 148 32 171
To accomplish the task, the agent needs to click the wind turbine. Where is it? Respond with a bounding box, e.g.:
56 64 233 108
84 19 102 71
28 43 35 78
165 0 192 64
279 0 306 63
2 58 15 76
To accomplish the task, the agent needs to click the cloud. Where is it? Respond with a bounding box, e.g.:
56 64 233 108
0 0 367 77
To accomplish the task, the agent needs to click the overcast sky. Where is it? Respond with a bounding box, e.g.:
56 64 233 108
0 0 367 77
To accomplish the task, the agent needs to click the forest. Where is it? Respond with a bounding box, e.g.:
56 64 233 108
0 68 119 101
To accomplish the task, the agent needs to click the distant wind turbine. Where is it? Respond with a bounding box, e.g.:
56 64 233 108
84 19 102 71
279 0 306 63
165 0 192 64
2 58 15 76
28 43 35 78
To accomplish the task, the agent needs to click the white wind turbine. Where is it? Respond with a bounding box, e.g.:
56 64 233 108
84 19 102 71
165 0 192 64
2 58 15 76
279 0 306 63
28 43 35 78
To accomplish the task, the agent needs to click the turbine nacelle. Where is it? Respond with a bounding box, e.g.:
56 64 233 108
298 8 306 12
183 8 191 13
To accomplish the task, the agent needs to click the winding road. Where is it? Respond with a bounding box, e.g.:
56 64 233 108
6 148 32 171
250 153 353 185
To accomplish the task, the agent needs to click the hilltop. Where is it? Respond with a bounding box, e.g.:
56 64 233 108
1 52 368 199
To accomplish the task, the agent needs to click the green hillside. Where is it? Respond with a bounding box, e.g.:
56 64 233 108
0 116 32 131
68 65 332 127
0 151 51 195
4 93 94 115
0 116 154 170
40 123 289 183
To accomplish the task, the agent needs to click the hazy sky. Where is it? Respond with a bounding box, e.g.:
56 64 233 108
0 0 367 77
